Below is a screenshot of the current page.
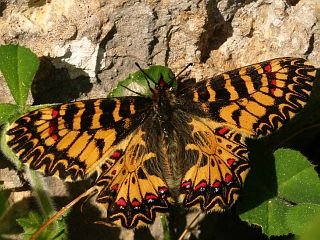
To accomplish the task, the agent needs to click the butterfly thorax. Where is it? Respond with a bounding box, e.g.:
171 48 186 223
152 79 176 133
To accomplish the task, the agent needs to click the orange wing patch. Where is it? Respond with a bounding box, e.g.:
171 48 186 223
179 117 249 212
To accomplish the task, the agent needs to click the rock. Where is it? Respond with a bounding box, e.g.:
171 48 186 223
0 0 318 100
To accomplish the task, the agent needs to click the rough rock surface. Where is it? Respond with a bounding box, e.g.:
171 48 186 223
0 0 319 239
0 0 318 102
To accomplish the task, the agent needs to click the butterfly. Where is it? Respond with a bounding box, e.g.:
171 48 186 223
5 57 315 230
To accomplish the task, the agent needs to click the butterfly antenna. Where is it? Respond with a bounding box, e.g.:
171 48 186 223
30 186 98 240
119 84 145 96
135 62 157 85
170 63 193 87
176 63 193 78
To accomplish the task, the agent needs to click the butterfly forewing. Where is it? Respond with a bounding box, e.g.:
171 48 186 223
178 58 315 136
6 97 152 181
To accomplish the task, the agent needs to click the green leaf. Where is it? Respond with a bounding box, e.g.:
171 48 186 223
276 150 319 204
17 211 66 240
0 103 20 125
297 214 320 240
27 169 55 218
239 149 320 237
0 44 39 108
16 211 43 236
108 65 176 97
1 123 24 170
160 215 171 240
287 203 320 236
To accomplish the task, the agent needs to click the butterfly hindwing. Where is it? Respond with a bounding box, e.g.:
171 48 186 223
179 117 249 211
6 97 151 181
94 126 173 228
178 57 316 136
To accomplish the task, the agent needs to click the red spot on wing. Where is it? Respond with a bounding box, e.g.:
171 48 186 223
217 127 229 136
194 180 207 191
270 79 277 86
51 109 59 118
212 181 221 188
270 88 276 95
145 193 158 201
48 122 59 141
111 184 119 191
116 197 127 207
267 79 277 95
225 174 233 183
132 199 141 207
227 158 235 166
158 187 168 194
270 80 276 94
51 134 59 141
264 64 272 72
110 150 122 160
181 180 192 189
49 125 56 135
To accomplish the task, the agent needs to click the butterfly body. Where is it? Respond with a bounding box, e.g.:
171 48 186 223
6 58 316 228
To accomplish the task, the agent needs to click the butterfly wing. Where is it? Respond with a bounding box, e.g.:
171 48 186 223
177 116 249 211
178 57 316 136
7 98 173 228
177 57 315 211
6 97 152 181
94 124 173 228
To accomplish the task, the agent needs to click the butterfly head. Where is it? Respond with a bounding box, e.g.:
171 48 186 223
133 63 177 94
155 74 173 92
149 66 177 93
150 63 192 94
109 64 177 98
